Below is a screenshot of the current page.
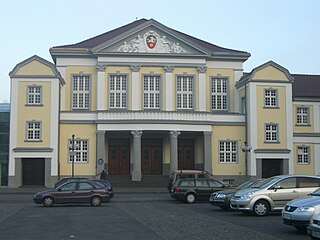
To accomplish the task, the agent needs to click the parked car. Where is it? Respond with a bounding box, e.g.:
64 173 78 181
209 179 262 210
230 175 320 216
90 179 114 199
168 170 213 192
33 180 110 207
54 177 88 188
282 187 320 230
170 178 227 203
308 211 320 238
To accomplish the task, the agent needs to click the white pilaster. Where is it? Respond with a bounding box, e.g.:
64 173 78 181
234 70 243 113
131 66 140 111
314 103 320 132
248 82 257 176
286 84 294 174
9 79 18 176
198 67 207 112
97 64 107 111
57 66 66 111
164 66 174 111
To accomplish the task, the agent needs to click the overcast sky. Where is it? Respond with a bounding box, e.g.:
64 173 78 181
1 0 319 103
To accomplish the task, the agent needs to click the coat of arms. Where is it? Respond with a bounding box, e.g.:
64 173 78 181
146 35 157 49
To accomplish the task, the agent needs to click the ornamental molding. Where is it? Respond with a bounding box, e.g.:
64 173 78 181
198 66 207 73
163 65 174 73
130 65 141 72
169 131 181 138
131 130 143 138
96 64 107 71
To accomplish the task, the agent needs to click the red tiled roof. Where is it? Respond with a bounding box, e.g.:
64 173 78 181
292 74 320 98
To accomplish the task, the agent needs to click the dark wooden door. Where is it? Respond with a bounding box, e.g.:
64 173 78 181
141 139 162 175
22 158 45 186
178 139 195 170
108 139 130 175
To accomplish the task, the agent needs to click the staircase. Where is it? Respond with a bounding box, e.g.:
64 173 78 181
106 175 169 188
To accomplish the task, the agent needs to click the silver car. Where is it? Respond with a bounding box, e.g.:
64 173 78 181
308 211 320 238
230 175 320 216
282 187 320 230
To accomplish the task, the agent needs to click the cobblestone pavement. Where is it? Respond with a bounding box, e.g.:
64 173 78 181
116 202 280 240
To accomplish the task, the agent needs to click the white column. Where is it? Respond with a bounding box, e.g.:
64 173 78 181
57 66 66 111
97 64 107 111
130 65 140 111
169 131 180 173
164 66 174 111
234 69 243 113
286 84 294 174
248 82 257 176
198 66 207 112
131 130 143 181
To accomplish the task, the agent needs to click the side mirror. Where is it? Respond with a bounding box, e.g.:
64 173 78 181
57 188 62 192
272 185 281 191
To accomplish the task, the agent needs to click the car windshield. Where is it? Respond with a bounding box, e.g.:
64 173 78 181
250 177 281 189
236 179 260 190
310 188 320 196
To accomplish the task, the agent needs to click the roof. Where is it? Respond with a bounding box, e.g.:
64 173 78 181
50 18 250 58
0 103 10 112
292 74 320 98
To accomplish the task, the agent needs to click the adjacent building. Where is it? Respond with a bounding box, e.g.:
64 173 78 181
7 19 320 187
0 103 10 186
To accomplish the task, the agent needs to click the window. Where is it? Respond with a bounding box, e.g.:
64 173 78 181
60 182 77 191
180 180 195 187
27 86 42 105
195 179 209 187
143 75 160 109
219 141 237 163
176 76 193 109
26 121 41 141
273 178 296 189
297 146 310 164
208 180 224 188
211 78 228 111
72 75 90 110
69 139 89 163
264 89 278 107
297 107 309 125
78 182 94 190
265 124 278 142
109 75 127 109
298 177 320 188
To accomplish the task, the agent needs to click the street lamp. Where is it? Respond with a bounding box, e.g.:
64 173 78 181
69 134 79 178
242 142 252 181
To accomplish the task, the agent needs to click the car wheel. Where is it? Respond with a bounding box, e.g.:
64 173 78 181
91 196 101 207
43 197 54 207
185 193 196 204
253 200 270 216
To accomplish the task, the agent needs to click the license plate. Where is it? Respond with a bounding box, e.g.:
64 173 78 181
282 213 291 220
311 230 320 238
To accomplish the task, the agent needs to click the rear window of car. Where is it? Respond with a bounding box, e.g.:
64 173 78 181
180 180 195 187
208 180 225 188
298 177 320 188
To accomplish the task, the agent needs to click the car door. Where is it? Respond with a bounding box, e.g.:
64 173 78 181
52 182 77 203
195 179 210 200
269 177 298 208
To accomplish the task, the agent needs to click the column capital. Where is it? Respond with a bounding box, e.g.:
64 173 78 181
131 130 143 138
97 64 107 72
163 65 174 73
130 65 141 72
169 131 181 138
198 66 207 73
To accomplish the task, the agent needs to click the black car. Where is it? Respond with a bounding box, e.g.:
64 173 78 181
170 178 227 203
91 179 114 199
209 178 262 210
33 180 110 207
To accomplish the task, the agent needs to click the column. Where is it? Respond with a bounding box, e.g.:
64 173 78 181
96 131 106 177
164 66 174 111
169 131 180 173
130 65 140 111
198 66 207 112
131 130 143 181
97 64 107 111
203 131 212 173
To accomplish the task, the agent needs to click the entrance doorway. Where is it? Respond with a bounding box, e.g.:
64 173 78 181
262 159 283 178
22 158 45 186
178 139 195 170
108 139 130 175
141 139 162 175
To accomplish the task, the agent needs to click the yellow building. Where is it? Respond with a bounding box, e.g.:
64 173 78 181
8 19 320 187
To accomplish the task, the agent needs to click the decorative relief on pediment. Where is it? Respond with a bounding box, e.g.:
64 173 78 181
116 31 189 54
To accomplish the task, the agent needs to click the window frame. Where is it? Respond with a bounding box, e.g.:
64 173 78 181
265 123 279 143
218 140 238 164
264 89 278 108
71 74 91 111
68 139 89 164
296 106 310 126
297 146 310 165
176 74 195 111
211 77 229 112
142 74 161 110
25 121 42 141
26 85 42 106
108 74 128 110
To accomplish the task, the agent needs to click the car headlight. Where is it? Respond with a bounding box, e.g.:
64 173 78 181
216 193 226 199
297 206 315 212
240 192 254 200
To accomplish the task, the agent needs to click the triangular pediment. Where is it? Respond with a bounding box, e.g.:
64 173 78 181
92 20 210 56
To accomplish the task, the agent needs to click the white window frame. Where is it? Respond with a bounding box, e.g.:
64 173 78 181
264 89 278 108
296 107 309 125
26 121 41 141
143 75 161 109
211 77 229 111
109 74 127 109
297 146 310 164
68 139 89 163
219 141 238 163
176 75 194 110
265 123 278 143
72 75 90 110
27 85 42 105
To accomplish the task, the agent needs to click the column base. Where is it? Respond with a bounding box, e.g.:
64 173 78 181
132 170 142 181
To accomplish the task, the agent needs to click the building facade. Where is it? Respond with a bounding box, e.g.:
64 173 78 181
8 19 320 187
0 103 10 186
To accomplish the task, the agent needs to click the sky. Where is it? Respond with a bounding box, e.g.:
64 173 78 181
0 0 319 103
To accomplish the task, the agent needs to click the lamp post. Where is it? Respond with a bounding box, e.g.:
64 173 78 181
69 134 79 178
242 142 252 181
